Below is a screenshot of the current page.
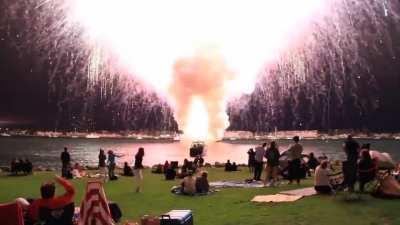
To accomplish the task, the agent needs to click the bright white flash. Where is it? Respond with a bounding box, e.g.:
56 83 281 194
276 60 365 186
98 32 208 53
71 0 324 95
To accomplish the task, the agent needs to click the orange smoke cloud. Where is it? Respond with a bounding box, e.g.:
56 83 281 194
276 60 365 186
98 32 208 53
170 51 234 140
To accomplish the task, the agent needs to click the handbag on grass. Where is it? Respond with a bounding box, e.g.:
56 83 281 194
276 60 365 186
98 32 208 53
141 215 160 225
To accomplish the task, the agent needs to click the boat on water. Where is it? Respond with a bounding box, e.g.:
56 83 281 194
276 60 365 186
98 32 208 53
190 141 206 157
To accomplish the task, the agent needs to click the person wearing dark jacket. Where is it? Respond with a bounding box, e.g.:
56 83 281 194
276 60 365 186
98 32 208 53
264 141 280 186
98 149 107 181
61 147 71 178
343 135 360 192
123 162 134 176
307 152 320 177
196 171 210 193
358 150 376 192
134 147 145 192
247 148 256 174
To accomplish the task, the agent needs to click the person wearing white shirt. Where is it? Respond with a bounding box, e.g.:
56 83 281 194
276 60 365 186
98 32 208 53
314 161 332 194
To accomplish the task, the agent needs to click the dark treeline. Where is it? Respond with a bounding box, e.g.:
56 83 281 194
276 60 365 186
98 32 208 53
228 0 400 133
0 0 178 131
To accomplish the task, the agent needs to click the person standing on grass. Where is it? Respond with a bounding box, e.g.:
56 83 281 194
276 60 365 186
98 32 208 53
342 135 360 192
61 147 71 178
98 149 107 181
287 136 303 185
254 143 266 181
133 147 145 193
247 148 256 174
264 141 280 186
107 150 123 180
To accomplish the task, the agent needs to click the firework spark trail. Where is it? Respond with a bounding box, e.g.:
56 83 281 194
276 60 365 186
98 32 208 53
228 0 400 132
4 0 397 136
67 0 326 140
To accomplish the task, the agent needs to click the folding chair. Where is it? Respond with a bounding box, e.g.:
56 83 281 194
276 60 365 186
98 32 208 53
79 180 115 225
39 202 75 225
0 202 25 225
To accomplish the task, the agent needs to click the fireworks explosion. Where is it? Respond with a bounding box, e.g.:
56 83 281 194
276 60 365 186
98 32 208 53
2 0 398 138
68 0 325 140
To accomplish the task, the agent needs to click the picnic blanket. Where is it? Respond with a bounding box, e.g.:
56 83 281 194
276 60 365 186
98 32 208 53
252 187 317 203
251 194 303 203
279 187 317 197
210 180 264 188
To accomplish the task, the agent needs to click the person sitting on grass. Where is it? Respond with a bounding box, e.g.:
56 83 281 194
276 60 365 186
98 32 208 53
181 159 189 174
225 160 232 171
123 162 134 176
163 161 170 173
307 152 320 177
394 163 400 181
165 164 177 180
196 171 210 193
314 160 332 194
27 175 75 223
10 158 17 175
72 162 86 178
23 159 33 174
181 170 196 195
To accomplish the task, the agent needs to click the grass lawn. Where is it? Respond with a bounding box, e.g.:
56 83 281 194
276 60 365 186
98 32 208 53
0 168 399 225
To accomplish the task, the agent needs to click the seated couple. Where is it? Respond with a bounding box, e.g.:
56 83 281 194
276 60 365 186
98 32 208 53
10 158 33 175
181 171 209 195
224 160 238 172
15 175 75 225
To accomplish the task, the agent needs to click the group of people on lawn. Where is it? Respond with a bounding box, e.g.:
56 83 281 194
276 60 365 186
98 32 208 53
8 135 400 225
247 136 306 187
246 135 397 195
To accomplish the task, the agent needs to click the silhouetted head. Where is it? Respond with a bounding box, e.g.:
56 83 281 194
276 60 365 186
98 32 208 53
361 149 371 160
64 147 68 152
347 135 353 141
270 141 277 149
108 150 113 155
137 147 145 157
321 160 328 169
40 182 56 199
227 160 230 163
262 142 267 147
361 143 371 150
201 171 208 178
309 152 314 158
293 136 300 143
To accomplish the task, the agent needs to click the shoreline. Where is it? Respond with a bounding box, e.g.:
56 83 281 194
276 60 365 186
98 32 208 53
1 130 400 141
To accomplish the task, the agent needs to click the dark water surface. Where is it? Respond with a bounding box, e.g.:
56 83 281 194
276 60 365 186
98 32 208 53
0 137 399 168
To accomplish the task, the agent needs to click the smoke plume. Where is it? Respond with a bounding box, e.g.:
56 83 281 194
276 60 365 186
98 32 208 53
170 50 234 140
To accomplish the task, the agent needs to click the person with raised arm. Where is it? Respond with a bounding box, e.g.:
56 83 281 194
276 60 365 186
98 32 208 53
28 175 75 223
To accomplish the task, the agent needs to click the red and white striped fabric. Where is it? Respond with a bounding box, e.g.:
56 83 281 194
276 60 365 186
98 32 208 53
78 180 115 225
